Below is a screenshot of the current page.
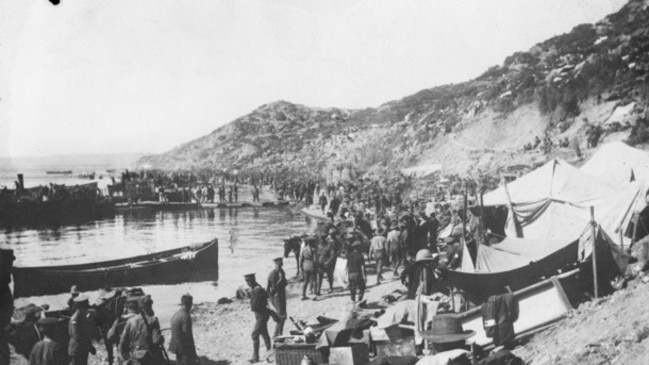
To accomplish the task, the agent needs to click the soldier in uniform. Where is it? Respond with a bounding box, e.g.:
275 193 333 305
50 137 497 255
316 230 337 294
245 273 273 363
267 257 287 337
0 249 15 365
29 317 67 365
169 294 198 365
67 285 80 314
119 296 164 365
68 295 96 365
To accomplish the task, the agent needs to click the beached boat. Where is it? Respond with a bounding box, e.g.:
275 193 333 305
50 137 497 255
12 239 219 298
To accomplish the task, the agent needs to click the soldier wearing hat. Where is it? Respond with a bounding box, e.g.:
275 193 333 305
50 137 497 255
67 285 80 313
245 273 273 363
29 317 66 365
316 229 337 295
169 294 198 365
346 243 367 303
68 295 96 365
300 238 318 300
119 295 164 365
386 222 402 276
267 257 287 337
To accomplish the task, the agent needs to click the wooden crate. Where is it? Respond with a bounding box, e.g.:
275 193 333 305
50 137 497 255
275 343 327 365
329 344 370 365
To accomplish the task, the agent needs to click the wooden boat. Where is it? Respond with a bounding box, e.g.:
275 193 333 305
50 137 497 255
12 239 219 298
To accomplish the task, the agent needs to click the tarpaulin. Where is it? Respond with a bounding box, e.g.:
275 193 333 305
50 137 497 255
483 158 645 246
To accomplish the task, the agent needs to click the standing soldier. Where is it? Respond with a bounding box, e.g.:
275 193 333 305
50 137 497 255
347 243 367 303
68 295 96 365
267 257 287 337
245 273 273 363
0 249 15 365
29 318 66 365
300 238 318 301
387 223 401 276
316 230 337 294
369 229 387 285
67 285 80 314
119 295 164 365
169 294 198 365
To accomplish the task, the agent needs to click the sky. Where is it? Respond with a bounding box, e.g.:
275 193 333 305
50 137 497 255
0 0 628 158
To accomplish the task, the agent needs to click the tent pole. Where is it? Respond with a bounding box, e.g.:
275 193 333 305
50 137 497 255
619 223 624 252
590 206 599 299
631 213 639 250
462 180 467 240
502 178 523 238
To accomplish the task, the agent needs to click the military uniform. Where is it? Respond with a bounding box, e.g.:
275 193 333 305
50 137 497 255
119 313 164 365
267 260 287 337
67 296 95 365
29 317 67 365
247 274 272 363
169 306 198 365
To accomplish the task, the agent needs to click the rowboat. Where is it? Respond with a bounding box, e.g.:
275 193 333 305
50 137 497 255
12 239 219 298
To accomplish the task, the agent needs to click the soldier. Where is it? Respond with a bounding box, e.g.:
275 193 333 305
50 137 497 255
68 295 96 365
300 238 318 301
245 273 273 363
267 257 287 337
0 249 15 365
119 296 164 365
316 230 337 294
67 285 80 314
29 317 66 365
347 243 367 303
169 294 198 365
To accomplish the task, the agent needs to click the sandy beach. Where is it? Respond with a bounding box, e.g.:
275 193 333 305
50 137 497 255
10 266 401 365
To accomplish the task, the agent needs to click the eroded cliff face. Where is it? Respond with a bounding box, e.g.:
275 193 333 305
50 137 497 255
139 0 649 176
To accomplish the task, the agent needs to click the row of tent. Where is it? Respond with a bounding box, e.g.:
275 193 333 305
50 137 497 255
449 141 649 302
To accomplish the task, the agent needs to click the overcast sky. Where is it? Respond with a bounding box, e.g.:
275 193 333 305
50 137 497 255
0 0 627 158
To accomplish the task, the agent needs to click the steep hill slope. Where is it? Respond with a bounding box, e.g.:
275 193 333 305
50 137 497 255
139 0 649 177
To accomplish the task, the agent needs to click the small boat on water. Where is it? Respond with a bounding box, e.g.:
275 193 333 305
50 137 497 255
12 239 219 298
77 172 96 179
45 170 73 175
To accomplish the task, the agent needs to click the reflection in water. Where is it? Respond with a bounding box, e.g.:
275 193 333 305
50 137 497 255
4 206 317 313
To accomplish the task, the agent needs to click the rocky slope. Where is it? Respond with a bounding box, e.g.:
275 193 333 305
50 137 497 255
139 0 649 177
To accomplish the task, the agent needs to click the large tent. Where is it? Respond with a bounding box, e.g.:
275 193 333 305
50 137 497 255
482 158 645 247
447 224 630 303
580 141 649 185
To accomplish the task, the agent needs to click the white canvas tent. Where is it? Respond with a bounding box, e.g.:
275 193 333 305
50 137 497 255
482 158 645 247
580 141 649 185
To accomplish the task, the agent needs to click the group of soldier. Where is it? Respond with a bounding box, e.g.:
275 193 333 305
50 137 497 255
26 289 198 365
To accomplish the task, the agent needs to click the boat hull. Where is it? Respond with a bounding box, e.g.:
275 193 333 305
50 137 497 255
12 239 219 298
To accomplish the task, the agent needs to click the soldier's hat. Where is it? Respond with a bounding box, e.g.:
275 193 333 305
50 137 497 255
73 294 89 303
70 285 80 295
138 295 153 307
273 257 283 263
244 273 256 280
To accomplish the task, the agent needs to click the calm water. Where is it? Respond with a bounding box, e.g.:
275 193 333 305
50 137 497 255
1 200 316 325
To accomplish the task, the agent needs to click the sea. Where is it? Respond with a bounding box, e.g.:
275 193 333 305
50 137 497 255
0 154 316 325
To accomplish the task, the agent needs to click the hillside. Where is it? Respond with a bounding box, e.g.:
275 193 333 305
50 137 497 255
139 0 649 177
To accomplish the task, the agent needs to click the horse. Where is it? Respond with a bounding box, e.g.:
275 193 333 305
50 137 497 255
283 236 302 276
92 287 147 365
8 287 143 365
